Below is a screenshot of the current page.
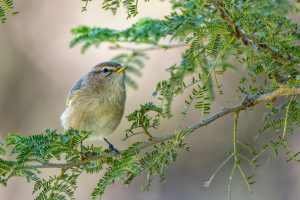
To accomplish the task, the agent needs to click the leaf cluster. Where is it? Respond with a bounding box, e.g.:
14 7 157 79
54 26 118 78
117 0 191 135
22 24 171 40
125 102 164 139
0 129 105 199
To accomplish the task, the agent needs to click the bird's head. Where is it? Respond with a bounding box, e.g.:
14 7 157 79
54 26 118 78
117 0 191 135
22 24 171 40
85 61 127 89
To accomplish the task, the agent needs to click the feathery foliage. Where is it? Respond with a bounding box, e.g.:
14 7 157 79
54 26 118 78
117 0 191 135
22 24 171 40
125 102 164 139
1 0 300 199
0 0 18 24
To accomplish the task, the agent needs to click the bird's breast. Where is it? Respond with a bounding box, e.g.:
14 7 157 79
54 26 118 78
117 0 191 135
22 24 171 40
61 86 126 137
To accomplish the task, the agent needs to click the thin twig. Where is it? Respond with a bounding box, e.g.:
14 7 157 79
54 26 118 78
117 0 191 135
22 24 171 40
142 126 153 139
109 42 189 52
228 164 236 200
49 169 66 197
282 96 294 139
237 141 255 154
237 165 252 193
227 111 240 200
237 153 256 167
233 112 239 165
204 153 234 188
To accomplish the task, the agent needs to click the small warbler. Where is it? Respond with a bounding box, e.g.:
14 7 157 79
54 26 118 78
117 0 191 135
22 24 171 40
60 61 127 144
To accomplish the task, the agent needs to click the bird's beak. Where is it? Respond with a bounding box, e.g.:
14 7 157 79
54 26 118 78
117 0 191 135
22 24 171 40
115 65 127 73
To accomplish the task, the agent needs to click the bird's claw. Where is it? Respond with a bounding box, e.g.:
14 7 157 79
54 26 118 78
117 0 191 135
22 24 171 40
80 141 94 159
104 138 120 154
108 144 120 154
81 151 93 160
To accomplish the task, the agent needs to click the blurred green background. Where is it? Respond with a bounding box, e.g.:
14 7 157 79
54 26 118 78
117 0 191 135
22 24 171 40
0 1 300 199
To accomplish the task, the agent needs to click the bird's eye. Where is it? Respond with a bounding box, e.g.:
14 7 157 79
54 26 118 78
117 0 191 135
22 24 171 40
101 68 109 74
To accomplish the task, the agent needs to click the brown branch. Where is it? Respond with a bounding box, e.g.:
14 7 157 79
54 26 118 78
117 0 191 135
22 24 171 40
208 0 293 63
29 152 114 171
28 86 300 170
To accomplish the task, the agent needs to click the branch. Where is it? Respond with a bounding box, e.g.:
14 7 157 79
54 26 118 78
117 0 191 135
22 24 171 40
30 152 114 171
109 42 189 52
208 0 294 63
27 86 300 170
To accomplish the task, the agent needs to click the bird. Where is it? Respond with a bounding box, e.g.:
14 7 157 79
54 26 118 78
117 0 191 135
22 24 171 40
60 61 127 150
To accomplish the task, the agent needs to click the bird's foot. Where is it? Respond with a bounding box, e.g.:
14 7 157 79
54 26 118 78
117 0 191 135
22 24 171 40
103 138 120 154
80 141 93 160
81 151 93 160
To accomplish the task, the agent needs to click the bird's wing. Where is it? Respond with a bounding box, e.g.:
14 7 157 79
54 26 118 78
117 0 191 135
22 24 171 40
66 76 84 107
